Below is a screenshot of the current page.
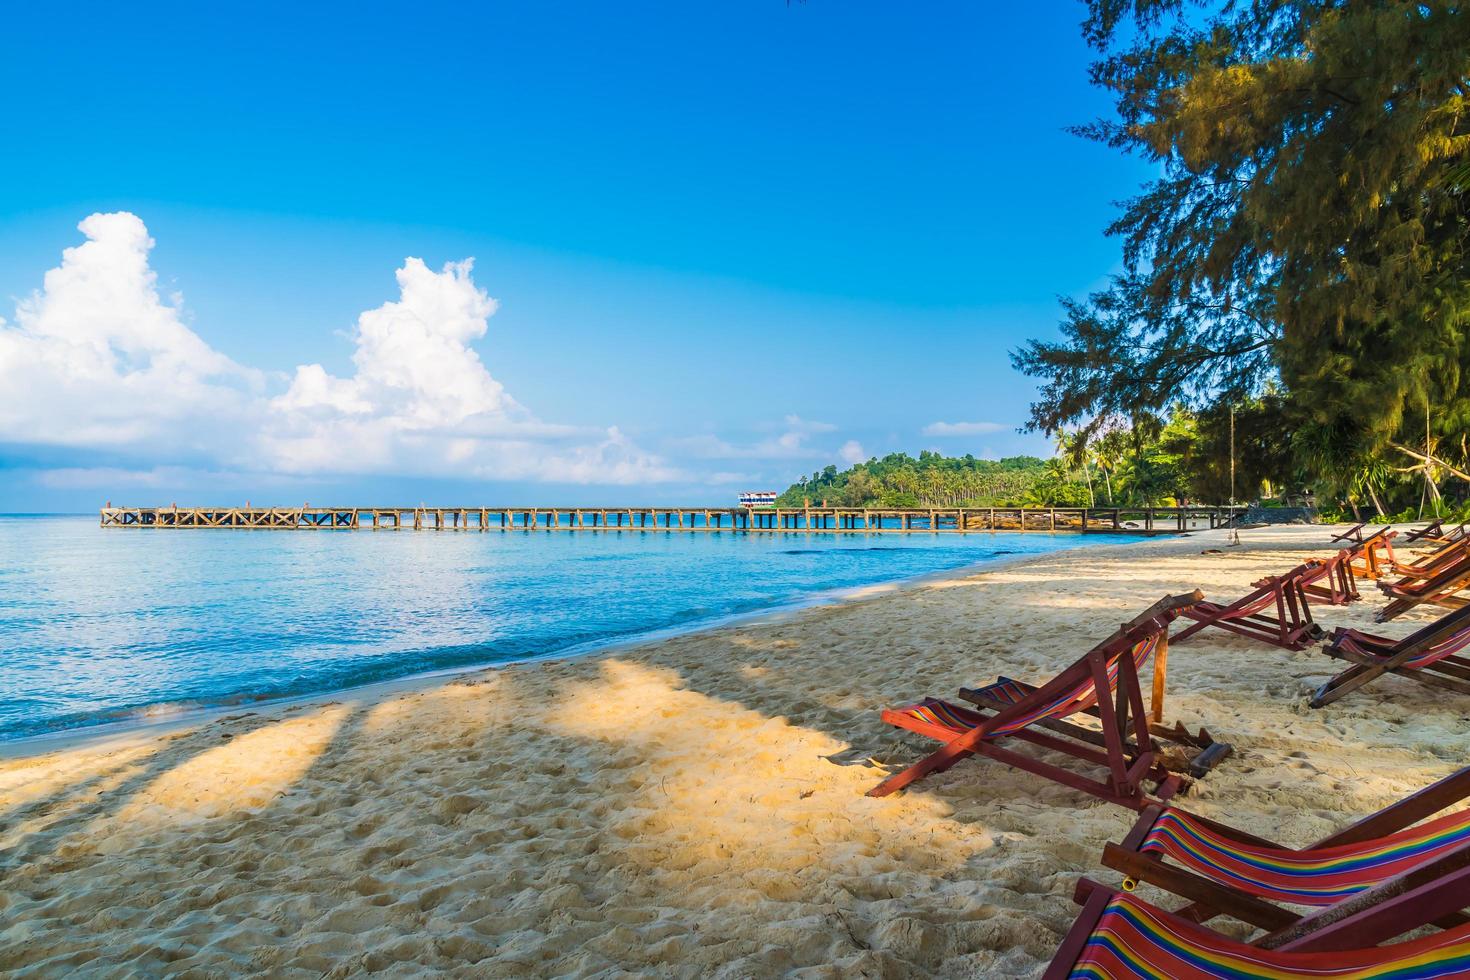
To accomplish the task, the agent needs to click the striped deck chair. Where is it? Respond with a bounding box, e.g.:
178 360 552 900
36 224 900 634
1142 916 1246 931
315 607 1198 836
868 592 1212 809
1389 536 1470 580
1378 549 1470 622
1404 519 1448 544
1329 521 1368 543
1097 766 1470 940
1043 872 1470 979
1312 604 1470 705
1253 552 1359 607
1173 562 1322 650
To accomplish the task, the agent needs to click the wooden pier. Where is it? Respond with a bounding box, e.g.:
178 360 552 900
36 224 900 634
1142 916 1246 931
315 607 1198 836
99 505 1246 534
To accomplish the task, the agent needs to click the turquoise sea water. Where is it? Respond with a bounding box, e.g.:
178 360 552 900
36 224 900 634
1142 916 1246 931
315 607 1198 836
0 516 1138 741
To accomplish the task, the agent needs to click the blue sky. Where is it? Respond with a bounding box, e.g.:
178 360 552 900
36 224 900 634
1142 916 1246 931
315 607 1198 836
0 2 1148 511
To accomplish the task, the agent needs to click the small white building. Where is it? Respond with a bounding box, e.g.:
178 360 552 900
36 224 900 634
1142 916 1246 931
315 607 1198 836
738 490 777 508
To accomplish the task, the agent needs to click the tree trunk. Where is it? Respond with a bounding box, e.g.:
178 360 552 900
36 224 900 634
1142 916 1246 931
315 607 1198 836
1365 483 1386 520
1390 442 1470 484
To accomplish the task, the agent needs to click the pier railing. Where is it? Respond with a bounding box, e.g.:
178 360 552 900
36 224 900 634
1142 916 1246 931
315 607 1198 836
99 505 1248 534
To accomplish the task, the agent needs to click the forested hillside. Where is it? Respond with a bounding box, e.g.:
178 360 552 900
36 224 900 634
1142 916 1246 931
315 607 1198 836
776 453 1048 508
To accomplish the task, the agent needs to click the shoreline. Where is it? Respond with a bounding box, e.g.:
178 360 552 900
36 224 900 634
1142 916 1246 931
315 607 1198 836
0 530 1147 761
8 522 1460 977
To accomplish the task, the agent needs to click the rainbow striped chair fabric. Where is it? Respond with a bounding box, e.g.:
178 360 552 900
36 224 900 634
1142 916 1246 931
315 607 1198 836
1135 805 1470 906
1100 767 1470 939
1044 884 1470 980
1313 603 1470 706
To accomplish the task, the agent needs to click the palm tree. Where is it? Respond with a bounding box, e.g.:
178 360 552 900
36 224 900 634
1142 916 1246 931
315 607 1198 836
1350 458 1393 520
1055 430 1096 507
1092 429 1130 505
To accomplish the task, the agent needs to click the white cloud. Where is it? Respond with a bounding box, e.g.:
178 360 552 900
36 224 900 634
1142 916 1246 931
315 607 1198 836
782 414 837 434
922 420 1006 437
32 465 301 494
35 466 178 490
838 439 866 464
665 415 843 462
256 255 677 482
706 471 758 485
0 212 258 449
0 213 676 486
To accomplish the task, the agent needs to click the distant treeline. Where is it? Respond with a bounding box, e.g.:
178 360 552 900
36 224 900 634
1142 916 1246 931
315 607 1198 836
777 452 1051 508
776 406 1275 511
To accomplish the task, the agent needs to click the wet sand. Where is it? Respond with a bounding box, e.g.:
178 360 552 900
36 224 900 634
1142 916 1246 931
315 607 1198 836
3 524 1465 977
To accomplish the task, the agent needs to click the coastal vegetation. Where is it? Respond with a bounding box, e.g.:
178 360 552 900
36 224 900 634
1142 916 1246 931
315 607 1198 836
777 454 1051 509
1011 1 1470 521
784 395 1470 520
778 407 1286 509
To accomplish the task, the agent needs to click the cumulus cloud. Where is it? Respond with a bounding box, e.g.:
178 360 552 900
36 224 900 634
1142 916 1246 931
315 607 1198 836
256 256 676 482
0 213 676 485
922 420 1005 437
0 212 257 450
838 439 867 464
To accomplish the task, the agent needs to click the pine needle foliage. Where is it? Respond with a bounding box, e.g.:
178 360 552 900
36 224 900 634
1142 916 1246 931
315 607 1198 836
1013 1 1470 469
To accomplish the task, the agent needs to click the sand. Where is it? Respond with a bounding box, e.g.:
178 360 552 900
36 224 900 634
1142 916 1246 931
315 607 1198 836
3 524 1467 978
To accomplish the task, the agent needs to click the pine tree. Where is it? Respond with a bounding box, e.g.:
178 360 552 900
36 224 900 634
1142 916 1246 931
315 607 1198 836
1013 1 1470 475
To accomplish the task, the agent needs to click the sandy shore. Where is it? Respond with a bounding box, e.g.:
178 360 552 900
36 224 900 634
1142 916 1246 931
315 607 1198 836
4 525 1466 977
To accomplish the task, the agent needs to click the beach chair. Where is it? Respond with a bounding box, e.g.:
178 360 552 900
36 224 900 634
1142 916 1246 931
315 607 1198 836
1042 870 1470 978
1404 519 1447 544
867 592 1225 809
1253 551 1358 606
1094 766 1470 941
1311 604 1470 705
1173 562 1322 650
1389 536 1470 580
1344 526 1397 579
1377 549 1470 622
1329 521 1367 543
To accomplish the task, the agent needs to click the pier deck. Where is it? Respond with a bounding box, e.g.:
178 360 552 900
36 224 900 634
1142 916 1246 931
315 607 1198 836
100 505 1245 534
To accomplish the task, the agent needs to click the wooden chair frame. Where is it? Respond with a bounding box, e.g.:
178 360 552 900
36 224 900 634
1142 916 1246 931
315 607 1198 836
1254 552 1359 607
1312 604 1470 705
1345 527 1397 580
1387 536 1470 581
1403 519 1447 544
1329 522 1367 543
1173 562 1323 650
1377 549 1470 621
1096 767 1470 941
1437 524 1470 545
867 592 1217 810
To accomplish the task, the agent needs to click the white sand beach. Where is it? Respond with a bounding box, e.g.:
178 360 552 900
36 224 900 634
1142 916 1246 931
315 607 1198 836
3 525 1466 977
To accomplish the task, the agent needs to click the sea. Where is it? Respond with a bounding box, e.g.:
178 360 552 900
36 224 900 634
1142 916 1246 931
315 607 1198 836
0 515 1138 742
